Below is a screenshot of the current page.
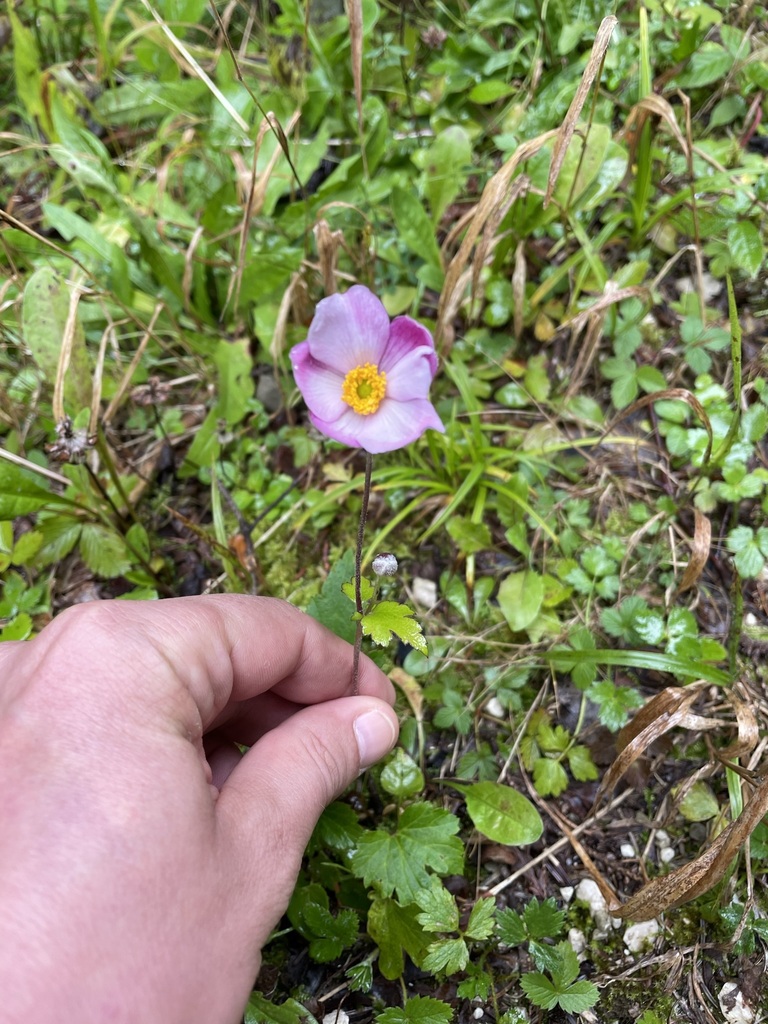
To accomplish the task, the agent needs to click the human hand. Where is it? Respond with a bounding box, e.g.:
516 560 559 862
0 596 398 1024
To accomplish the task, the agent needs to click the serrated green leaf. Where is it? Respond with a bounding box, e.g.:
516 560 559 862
533 757 569 797
391 187 443 272
556 980 599 1013
447 515 491 554
376 995 454 1024
31 516 82 567
351 802 464 905
312 801 363 852
728 221 764 278
244 993 305 1024
79 523 133 578
361 601 427 655
567 745 598 782
0 462 59 518
465 898 496 940
421 937 469 975
456 781 543 845
520 972 559 1010
341 576 375 602
497 907 527 946
415 879 459 933
523 897 566 940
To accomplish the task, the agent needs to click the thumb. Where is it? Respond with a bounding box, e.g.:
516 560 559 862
215 696 398 918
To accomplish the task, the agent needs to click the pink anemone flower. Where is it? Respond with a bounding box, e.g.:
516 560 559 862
291 285 445 454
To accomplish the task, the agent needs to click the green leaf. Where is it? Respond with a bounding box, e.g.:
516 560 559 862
391 187 443 273
244 993 305 1024
12 529 43 566
567 745 598 782
523 897 566 940
351 802 464 905
79 524 133 578
677 781 720 822
22 268 92 413
312 801 363 852
676 43 733 88
381 748 425 799
465 898 496 940
468 79 515 104
498 570 544 632
376 996 453 1024
557 981 600 1013
546 647 730 685
0 461 57 518
727 221 764 278
31 516 82 567
496 907 527 946
341 576 375 603
415 879 459 933
520 972 559 1010
0 613 33 642
7 5 53 136
423 126 472 225
533 757 569 797
447 516 491 554
307 550 356 643
368 898 431 980
456 781 543 845
361 601 427 655
421 937 469 975
587 679 645 731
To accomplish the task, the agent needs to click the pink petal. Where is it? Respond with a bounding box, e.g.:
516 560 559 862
380 316 438 377
310 398 444 454
291 341 347 421
306 285 391 373
385 346 437 402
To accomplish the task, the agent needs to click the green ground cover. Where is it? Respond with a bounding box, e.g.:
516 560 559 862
2 0 768 1020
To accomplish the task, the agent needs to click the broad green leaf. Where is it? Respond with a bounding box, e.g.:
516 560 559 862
361 601 427 655
31 516 82 567
556 981 600 1013
22 268 92 413
520 972 559 1010
307 550 357 643
727 221 764 278
523 897 565 940
422 126 472 225
498 570 544 632
391 187 443 273
312 801 363 852
351 802 464 905
368 898 430 980
676 43 733 88
244 993 305 1024
468 79 515 104
7 5 53 135
376 995 454 1024
456 781 543 845
381 748 425 799
446 516 491 554
677 781 720 822
0 461 58 518
0 613 33 642
79 524 133 578
11 529 43 566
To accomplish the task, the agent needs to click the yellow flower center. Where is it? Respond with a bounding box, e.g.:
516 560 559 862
341 362 387 415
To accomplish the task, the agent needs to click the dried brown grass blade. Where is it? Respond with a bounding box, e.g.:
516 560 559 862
678 509 712 594
512 240 526 342
544 16 617 207
623 93 689 161
614 773 768 921
602 387 714 468
103 304 163 426
314 219 344 295
53 275 88 423
595 685 705 807
560 285 650 334
436 131 558 350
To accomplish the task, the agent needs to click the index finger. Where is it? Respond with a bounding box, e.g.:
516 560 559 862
35 595 394 729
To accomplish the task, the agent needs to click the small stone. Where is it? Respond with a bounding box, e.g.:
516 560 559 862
568 927 587 954
660 847 675 864
485 697 505 718
655 829 671 848
719 982 755 1024
559 886 574 903
623 919 660 954
620 843 635 858
473 1009 484 1020
575 878 615 938
322 1012 350 1024
412 576 437 607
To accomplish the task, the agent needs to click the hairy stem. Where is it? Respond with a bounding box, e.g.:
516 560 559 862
352 451 373 695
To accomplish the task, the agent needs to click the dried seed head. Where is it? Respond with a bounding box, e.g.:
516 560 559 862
372 552 398 577
46 417 96 464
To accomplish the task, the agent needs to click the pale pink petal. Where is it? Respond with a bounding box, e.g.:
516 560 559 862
291 341 346 421
384 346 437 402
310 397 444 454
306 285 390 373
380 316 438 377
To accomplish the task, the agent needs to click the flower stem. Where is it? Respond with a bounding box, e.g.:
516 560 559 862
352 451 373 695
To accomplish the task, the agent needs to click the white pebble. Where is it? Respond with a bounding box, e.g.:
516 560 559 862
575 878 616 938
559 886 574 903
719 982 755 1024
473 1009 484 1020
322 1012 350 1024
620 843 635 858
412 576 437 607
655 830 671 848
623 919 660 953
568 927 587 954
485 697 505 718
660 847 675 864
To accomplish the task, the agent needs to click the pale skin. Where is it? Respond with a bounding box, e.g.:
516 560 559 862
0 596 399 1024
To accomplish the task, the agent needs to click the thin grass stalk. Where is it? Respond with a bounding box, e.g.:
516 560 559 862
352 452 373 695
